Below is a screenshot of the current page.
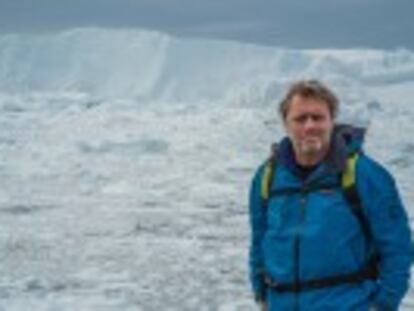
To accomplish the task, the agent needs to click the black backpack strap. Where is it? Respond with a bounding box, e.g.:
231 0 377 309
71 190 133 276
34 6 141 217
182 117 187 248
342 152 379 278
341 152 373 242
264 260 378 293
342 182 372 242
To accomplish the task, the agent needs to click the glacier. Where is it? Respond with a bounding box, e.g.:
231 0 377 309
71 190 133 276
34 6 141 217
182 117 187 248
0 27 413 310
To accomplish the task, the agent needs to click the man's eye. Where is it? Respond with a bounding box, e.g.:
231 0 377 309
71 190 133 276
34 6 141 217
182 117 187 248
295 115 308 123
312 115 324 122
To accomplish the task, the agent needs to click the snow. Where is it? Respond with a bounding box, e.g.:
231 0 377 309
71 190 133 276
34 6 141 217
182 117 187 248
0 27 413 310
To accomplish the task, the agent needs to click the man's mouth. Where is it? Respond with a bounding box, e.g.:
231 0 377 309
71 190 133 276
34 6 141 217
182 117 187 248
303 136 320 143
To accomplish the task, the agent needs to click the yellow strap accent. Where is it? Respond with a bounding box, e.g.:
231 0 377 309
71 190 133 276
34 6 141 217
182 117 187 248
261 161 273 200
342 153 359 188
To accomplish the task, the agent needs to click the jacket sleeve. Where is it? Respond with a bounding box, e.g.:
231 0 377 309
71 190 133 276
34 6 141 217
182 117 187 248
248 164 267 302
358 156 414 310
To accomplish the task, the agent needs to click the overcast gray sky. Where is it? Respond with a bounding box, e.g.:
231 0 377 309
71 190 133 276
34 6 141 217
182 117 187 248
0 0 413 49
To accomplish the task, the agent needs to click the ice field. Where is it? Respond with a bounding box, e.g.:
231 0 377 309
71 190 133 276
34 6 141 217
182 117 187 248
0 28 413 310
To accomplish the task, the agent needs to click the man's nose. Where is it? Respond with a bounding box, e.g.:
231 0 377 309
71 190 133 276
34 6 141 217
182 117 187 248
303 116 317 129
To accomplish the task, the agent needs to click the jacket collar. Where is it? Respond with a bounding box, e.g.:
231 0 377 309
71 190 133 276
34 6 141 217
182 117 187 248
275 124 366 178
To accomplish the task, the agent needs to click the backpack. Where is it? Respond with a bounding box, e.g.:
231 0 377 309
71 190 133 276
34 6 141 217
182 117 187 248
259 150 379 292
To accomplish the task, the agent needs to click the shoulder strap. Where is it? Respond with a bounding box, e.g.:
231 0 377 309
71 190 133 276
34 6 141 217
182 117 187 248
261 158 274 201
260 148 278 203
341 153 358 189
341 152 372 241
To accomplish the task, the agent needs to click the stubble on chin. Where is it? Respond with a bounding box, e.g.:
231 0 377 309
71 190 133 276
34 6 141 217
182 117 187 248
299 140 323 155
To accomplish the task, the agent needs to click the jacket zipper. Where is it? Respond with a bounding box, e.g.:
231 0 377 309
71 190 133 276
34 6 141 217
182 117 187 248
294 191 307 311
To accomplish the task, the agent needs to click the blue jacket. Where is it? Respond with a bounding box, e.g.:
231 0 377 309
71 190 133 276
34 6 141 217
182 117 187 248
248 125 413 311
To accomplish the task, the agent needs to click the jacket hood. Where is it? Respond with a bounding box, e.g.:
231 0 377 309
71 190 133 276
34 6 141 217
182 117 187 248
333 123 366 155
326 123 366 173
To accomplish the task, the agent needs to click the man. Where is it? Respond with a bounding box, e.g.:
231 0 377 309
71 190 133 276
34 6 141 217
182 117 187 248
248 80 413 310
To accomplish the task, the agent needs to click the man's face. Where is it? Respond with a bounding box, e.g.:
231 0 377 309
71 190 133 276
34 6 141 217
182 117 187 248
284 95 334 159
